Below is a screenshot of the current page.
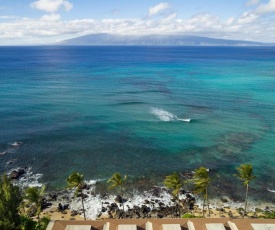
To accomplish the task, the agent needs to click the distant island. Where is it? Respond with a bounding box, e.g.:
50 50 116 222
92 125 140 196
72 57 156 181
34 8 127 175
57 33 273 46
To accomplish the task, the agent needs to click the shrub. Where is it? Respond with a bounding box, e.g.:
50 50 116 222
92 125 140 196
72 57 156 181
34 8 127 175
182 213 202 218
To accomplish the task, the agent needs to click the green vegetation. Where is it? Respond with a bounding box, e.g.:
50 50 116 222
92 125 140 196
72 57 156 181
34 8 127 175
182 213 202 218
108 172 127 215
164 172 185 217
0 163 265 227
20 215 50 230
67 172 87 220
24 185 46 222
234 164 256 216
193 167 212 218
0 173 49 230
0 173 22 229
261 211 275 219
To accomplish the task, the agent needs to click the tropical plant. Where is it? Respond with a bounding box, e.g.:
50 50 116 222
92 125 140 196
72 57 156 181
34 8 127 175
262 211 275 219
234 164 256 216
0 173 22 230
36 216 50 230
182 213 203 218
24 185 46 223
107 173 127 215
67 172 86 220
20 215 50 230
164 172 185 217
20 215 37 230
193 167 212 218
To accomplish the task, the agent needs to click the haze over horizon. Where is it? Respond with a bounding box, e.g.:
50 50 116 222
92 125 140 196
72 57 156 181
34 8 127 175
0 0 275 45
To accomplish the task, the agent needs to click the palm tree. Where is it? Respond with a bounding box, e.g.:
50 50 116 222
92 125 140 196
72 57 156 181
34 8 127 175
67 172 86 220
0 173 22 230
24 185 45 223
164 172 185 217
234 164 256 216
107 173 127 215
193 167 212 218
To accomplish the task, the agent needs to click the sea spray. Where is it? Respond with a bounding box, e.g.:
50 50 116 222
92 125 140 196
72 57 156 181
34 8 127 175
150 107 190 122
9 167 43 188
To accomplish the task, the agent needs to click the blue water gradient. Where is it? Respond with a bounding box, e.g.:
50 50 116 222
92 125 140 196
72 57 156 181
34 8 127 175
0 46 275 201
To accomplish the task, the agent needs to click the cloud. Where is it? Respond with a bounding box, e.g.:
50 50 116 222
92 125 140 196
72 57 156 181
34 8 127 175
40 13 61 22
149 2 169 16
1 8 275 44
245 0 260 7
0 16 19 19
256 0 275 14
30 0 73 13
237 12 258 24
162 12 177 22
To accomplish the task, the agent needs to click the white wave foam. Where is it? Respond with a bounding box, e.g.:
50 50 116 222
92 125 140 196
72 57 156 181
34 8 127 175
150 107 191 122
150 107 177 121
10 141 23 147
0 151 7 156
267 188 275 193
69 183 193 220
10 167 44 188
178 118 191 122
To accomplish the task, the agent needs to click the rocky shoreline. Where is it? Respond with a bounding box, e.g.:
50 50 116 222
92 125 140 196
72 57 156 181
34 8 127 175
6 167 275 221
41 182 274 221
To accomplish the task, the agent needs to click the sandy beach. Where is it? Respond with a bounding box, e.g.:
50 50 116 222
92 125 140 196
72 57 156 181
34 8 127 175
40 203 268 221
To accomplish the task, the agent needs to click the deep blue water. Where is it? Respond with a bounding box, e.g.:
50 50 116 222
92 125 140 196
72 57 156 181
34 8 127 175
0 46 275 201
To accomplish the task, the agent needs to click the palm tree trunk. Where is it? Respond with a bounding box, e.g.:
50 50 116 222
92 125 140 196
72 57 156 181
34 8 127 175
178 196 181 218
244 184 249 217
37 210 41 228
206 186 210 217
202 197 205 218
176 194 180 218
81 190 86 220
121 186 125 218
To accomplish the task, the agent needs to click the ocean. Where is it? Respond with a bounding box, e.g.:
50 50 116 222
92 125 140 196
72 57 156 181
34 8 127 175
0 46 275 203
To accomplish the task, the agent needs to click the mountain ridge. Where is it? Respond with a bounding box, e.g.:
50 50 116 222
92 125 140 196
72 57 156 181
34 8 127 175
57 33 273 46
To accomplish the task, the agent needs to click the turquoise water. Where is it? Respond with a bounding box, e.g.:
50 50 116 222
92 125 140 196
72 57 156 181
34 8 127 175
0 46 275 201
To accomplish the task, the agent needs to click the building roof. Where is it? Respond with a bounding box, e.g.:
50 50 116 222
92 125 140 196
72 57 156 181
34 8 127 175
47 218 275 230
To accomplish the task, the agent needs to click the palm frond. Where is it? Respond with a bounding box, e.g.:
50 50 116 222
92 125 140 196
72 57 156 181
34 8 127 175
164 172 184 197
107 173 127 190
235 164 256 185
67 172 84 189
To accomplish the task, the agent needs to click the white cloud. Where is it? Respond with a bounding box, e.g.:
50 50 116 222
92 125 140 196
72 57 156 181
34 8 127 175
40 13 61 22
0 16 18 19
237 12 258 24
1 8 275 44
30 0 73 13
162 12 177 22
245 0 260 7
225 17 235 25
149 2 169 16
256 0 275 14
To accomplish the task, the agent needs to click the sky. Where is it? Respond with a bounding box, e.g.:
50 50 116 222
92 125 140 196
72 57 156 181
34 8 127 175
0 0 275 45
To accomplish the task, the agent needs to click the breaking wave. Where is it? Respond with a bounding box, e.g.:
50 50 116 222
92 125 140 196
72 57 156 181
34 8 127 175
150 107 191 122
10 167 44 188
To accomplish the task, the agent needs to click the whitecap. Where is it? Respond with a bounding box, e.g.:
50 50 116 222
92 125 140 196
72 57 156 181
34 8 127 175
178 118 191 122
10 141 23 147
150 107 191 122
0 151 7 156
150 107 178 121
10 167 44 188
267 188 275 193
